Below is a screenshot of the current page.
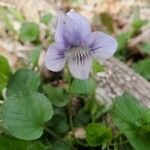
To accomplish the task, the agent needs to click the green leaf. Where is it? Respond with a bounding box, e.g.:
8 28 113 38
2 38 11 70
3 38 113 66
116 32 131 56
29 46 42 66
117 32 131 50
132 19 148 34
0 56 11 78
0 73 8 95
47 109 69 134
86 123 112 146
139 44 150 55
111 92 150 150
0 56 11 93
0 135 47 150
115 32 131 60
74 108 91 126
111 93 144 124
131 6 148 34
92 60 105 73
100 12 114 33
71 78 96 94
43 85 69 107
3 15 15 33
41 13 53 25
52 141 71 150
20 22 39 42
0 7 15 34
1 92 54 140
27 141 47 150
8 8 24 21
0 135 27 150
133 58 150 80
7 68 41 96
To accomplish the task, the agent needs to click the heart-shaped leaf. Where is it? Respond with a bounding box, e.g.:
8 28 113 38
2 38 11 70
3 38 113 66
1 92 53 140
7 68 41 96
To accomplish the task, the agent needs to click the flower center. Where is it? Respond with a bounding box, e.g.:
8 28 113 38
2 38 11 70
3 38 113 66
66 46 90 64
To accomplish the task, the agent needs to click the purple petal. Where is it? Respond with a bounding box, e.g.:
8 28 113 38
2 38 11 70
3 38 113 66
45 43 66 72
55 14 67 46
66 11 91 39
68 55 92 80
55 11 91 46
87 31 118 59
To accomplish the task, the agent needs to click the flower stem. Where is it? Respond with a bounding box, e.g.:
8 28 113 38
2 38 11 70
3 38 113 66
66 71 90 148
68 95 75 136
67 71 75 138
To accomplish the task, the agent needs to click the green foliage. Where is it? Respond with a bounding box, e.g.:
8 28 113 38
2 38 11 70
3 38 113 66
8 8 24 21
92 60 105 73
74 108 91 126
0 5 150 149
115 6 148 62
26 140 49 150
100 12 114 33
131 6 148 35
41 13 53 25
139 44 150 55
0 8 14 33
1 68 54 140
71 78 96 94
29 46 42 66
0 135 47 150
69 0 84 4
0 135 27 150
48 109 69 134
86 123 112 146
111 92 150 150
0 56 11 94
3 15 15 33
0 56 11 76
43 84 69 107
20 22 39 42
117 32 131 50
52 141 71 150
84 98 103 122
7 68 41 96
1 92 53 140
115 32 131 59
132 19 148 35
133 58 150 80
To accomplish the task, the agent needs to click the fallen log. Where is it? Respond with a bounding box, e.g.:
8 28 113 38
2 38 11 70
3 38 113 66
96 57 150 108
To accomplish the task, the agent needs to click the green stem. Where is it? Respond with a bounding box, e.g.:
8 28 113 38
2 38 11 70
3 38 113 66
115 140 129 145
110 140 129 147
66 71 90 148
44 126 61 140
44 126 77 150
75 139 89 147
68 95 75 136
67 71 75 137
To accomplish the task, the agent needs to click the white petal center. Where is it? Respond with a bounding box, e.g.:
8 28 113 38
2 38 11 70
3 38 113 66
66 46 90 64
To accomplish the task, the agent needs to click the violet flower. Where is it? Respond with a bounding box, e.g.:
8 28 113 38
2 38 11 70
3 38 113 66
45 11 118 79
